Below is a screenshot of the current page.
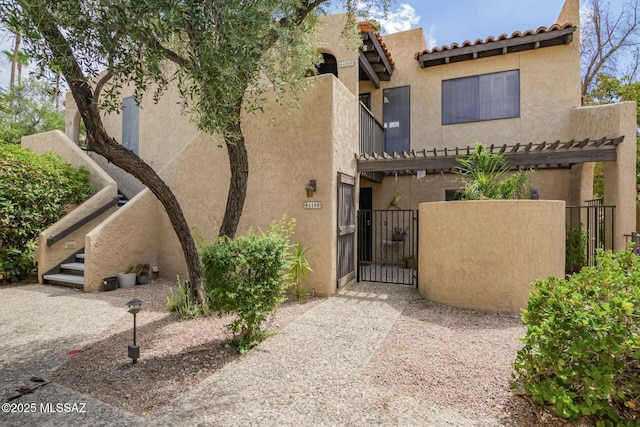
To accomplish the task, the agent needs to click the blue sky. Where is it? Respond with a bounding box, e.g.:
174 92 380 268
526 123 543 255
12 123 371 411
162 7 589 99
372 1 568 48
0 1 626 89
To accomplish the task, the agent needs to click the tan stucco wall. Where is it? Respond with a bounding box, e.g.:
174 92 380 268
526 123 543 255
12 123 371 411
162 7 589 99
570 102 637 249
140 74 358 296
84 189 158 292
21 130 118 281
317 14 360 96
358 0 579 152
65 72 355 295
418 200 565 314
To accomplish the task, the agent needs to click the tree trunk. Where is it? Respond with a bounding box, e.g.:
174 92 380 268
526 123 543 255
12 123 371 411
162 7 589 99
219 114 249 239
37 20 207 305
9 34 19 89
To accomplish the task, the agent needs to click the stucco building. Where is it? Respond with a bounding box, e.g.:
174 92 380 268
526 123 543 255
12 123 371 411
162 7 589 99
27 0 636 298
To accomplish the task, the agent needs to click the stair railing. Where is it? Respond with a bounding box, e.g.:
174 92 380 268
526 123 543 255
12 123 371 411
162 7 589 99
47 197 119 246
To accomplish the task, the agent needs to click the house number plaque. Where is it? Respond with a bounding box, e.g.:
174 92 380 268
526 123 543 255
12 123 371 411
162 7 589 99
304 201 322 209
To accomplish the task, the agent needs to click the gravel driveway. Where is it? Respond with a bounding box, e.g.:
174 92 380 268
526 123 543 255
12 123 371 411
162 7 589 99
0 282 577 426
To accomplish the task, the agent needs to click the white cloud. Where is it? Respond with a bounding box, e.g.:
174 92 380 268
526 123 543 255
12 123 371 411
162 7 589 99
425 23 438 50
371 3 421 34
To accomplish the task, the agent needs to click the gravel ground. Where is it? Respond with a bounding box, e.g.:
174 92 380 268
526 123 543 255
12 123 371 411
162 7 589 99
0 280 596 426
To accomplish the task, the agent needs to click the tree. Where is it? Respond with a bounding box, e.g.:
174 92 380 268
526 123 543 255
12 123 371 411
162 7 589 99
580 0 640 102
587 72 640 186
0 1 387 306
0 75 65 144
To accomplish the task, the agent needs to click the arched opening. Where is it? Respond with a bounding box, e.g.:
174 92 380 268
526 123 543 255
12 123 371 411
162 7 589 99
316 53 338 77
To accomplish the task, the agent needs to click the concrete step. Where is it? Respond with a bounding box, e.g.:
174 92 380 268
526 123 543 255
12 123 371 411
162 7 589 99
43 274 84 289
76 253 85 261
60 262 85 274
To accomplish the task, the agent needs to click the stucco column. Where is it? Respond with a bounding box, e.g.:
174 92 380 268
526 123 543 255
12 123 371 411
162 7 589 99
569 163 595 205
603 102 637 249
64 92 81 145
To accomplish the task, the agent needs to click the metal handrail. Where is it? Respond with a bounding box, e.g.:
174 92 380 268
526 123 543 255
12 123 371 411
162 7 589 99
46 197 118 246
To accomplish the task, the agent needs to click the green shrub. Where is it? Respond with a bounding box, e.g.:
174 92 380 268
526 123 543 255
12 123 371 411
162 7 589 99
201 218 293 353
166 276 203 318
455 142 534 200
512 246 640 424
0 144 95 282
566 224 588 274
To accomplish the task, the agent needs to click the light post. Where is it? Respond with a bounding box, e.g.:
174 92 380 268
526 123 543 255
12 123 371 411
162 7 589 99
127 298 142 364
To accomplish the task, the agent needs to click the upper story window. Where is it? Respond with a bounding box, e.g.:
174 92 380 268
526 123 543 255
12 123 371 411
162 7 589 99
383 86 410 153
442 70 519 125
122 97 139 155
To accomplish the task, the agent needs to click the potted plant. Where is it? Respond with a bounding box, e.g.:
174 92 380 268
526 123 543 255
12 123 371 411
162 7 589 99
118 266 137 288
392 226 409 242
135 263 150 285
404 255 415 269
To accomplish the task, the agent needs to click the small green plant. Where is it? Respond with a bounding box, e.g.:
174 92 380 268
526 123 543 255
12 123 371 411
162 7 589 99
565 224 588 274
455 142 533 200
290 243 313 303
512 246 640 424
202 217 294 353
166 276 202 318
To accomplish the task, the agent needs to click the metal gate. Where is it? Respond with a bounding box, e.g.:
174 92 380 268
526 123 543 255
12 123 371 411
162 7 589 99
566 199 615 270
337 174 356 288
357 209 418 286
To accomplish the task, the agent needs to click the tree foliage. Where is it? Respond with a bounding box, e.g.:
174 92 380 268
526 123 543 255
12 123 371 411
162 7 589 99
581 0 640 102
0 76 65 144
0 143 95 283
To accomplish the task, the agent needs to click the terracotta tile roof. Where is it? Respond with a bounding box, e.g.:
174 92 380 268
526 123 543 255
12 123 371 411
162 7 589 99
415 22 575 58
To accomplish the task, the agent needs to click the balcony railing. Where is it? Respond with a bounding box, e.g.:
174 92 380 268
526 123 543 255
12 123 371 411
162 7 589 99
360 102 384 182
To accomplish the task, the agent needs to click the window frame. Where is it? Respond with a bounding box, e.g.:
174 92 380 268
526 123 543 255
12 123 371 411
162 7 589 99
442 70 520 125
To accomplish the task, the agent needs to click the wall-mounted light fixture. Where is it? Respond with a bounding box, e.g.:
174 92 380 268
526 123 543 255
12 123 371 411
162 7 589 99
305 179 317 198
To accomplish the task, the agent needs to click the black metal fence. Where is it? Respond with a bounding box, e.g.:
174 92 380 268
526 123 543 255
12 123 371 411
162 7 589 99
357 209 417 285
359 102 384 183
565 201 615 270
624 232 640 255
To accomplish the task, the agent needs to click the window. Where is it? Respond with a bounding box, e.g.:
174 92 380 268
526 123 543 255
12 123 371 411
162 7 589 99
442 70 519 125
383 86 410 153
122 97 139 155
444 189 464 201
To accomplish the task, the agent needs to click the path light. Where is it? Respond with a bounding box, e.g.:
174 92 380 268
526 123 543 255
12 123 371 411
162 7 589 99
127 298 142 364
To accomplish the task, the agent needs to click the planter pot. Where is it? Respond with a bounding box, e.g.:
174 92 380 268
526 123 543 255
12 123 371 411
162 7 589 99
118 272 136 289
136 275 149 285
404 259 415 269
103 276 118 291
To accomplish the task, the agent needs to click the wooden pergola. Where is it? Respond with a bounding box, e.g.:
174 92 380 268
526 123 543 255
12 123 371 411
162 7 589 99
357 136 625 174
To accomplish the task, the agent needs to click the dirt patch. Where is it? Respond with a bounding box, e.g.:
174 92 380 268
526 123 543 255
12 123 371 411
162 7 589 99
50 279 321 416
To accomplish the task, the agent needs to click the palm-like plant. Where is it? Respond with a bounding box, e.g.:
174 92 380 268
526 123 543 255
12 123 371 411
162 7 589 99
456 142 533 200
289 243 313 303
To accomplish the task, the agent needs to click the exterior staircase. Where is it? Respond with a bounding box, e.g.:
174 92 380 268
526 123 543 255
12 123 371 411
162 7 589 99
42 191 130 290
43 252 85 289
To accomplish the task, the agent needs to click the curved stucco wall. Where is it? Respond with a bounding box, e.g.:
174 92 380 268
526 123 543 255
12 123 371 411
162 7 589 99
418 200 565 314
